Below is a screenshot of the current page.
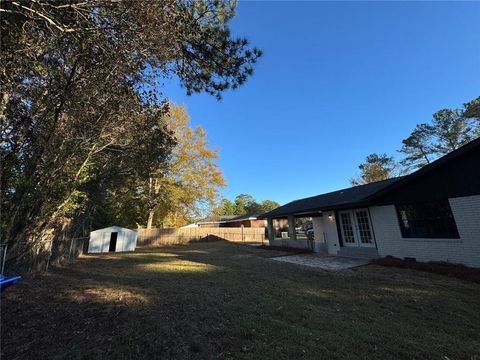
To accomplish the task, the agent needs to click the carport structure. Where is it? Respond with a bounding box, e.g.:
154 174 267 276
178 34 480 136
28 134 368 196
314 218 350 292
265 213 318 251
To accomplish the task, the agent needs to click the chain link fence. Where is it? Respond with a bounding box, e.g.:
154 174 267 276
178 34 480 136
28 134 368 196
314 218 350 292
1 236 89 274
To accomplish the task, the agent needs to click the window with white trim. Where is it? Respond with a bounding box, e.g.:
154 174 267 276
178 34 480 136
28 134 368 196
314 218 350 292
340 212 355 243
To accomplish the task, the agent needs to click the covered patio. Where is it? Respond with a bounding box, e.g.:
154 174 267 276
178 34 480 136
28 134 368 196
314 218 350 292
258 179 401 259
265 212 326 252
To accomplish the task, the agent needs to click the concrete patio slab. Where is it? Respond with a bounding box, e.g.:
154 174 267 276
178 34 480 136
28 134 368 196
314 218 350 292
271 253 370 271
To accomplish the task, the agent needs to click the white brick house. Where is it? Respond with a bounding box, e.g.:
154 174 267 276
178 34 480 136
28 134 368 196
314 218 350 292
261 138 480 268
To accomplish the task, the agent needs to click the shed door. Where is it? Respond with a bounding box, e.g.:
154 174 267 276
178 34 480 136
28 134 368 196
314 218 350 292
339 209 375 247
109 232 118 252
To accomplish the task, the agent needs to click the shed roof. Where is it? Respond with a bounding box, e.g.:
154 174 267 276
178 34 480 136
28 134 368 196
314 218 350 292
90 225 136 234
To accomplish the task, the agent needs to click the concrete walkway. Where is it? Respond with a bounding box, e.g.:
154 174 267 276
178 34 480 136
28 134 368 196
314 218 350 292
271 253 370 271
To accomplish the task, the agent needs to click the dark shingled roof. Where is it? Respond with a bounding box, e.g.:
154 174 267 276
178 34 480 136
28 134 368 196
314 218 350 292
226 212 264 222
197 212 264 224
260 137 480 219
260 177 402 218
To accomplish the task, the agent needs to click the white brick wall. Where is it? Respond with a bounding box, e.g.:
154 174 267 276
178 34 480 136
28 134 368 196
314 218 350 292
312 215 340 255
369 195 480 268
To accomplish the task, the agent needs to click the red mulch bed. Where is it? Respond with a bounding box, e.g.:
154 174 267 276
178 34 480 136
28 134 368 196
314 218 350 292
373 256 480 283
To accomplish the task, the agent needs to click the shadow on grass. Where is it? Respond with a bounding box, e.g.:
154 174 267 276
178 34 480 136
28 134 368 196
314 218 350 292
2 240 480 360
373 256 480 283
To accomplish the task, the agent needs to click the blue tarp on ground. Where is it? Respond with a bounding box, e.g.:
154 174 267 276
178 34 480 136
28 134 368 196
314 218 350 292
0 275 21 292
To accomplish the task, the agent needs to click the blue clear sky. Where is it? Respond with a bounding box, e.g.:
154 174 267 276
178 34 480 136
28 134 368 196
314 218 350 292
163 1 480 205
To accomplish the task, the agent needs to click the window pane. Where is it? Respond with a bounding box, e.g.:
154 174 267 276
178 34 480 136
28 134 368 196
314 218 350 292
340 213 355 243
397 200 459 239
355 210 373 244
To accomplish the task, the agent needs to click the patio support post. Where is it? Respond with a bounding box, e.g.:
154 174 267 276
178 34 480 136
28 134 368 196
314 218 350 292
288 215 296 241
267 218 274 243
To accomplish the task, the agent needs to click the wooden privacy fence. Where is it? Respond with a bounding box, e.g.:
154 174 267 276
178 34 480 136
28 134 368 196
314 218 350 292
137 227 266 246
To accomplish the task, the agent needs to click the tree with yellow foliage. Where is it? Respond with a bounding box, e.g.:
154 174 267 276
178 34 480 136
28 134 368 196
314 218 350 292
146 105 226 228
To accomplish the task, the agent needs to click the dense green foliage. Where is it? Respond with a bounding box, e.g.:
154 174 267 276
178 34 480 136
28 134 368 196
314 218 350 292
0 1 260 264
214 194 280 217
87 104 226 230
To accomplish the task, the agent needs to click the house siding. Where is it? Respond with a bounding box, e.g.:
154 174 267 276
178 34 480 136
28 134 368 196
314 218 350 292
370 195 480 268
223 219 267 228
312 215 340 255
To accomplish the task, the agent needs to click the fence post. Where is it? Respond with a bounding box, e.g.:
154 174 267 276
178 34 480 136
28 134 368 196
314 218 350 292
68 238 74 260
1 244 8 275
45 240 53 272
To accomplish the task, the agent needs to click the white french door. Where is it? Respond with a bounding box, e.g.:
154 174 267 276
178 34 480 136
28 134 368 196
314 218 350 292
338 209 375 247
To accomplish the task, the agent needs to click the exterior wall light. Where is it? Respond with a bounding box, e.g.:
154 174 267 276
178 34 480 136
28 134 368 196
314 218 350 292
328 213 334 221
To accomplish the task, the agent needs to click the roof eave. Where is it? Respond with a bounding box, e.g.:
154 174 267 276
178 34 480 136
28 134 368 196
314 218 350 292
259 200 373 219
369 137 480 200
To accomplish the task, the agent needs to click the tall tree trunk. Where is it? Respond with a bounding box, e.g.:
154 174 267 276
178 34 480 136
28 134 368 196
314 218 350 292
146 210 154 229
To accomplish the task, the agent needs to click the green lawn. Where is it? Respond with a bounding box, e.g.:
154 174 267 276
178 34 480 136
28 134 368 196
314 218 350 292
2 241 479 359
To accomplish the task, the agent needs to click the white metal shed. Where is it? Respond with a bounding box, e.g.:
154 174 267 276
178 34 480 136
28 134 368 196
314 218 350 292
87 226 137 253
